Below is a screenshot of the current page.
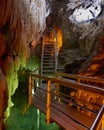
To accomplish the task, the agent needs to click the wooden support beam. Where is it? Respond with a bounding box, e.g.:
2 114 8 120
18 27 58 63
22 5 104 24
29 76 32 105
46 80 51 124
55 83 60 101
102 116 104 130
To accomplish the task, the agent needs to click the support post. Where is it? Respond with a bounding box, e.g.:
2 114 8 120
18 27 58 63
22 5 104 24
102 115 104 130
77 78 81 111
90 104 104 130
29 76 32 105
55 83 60 101
46 80 51 124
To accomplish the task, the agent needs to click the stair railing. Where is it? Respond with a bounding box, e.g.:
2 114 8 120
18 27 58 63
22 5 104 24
41 38 45 76
54 29 58 73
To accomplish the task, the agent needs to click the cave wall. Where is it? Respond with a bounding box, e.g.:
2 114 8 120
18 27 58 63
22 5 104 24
0 0 46 126
51 0 104 64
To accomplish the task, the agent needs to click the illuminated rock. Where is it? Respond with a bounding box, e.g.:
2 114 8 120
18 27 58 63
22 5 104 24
76 90 104 116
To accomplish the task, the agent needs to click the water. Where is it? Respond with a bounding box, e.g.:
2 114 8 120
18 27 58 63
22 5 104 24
6 85 62 130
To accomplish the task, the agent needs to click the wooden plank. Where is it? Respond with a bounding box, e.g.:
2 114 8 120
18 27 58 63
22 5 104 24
32 96 95 130
31 74 104 96
51 101 95 129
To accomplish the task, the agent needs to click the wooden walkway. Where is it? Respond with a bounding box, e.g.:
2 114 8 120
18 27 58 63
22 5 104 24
29 73 104 130
31 84 95 130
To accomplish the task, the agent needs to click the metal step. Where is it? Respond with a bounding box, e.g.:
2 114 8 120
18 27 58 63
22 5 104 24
44 44 54 46
43 62 55 65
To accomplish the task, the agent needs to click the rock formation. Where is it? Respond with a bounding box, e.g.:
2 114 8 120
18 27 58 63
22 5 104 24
0 0 46 127
50 0 104 116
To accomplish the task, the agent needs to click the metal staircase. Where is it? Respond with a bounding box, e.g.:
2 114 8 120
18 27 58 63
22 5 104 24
41 28 58 77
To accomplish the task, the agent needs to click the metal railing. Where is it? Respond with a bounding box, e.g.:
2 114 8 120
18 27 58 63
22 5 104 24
90 104 104 130
29 73 104 130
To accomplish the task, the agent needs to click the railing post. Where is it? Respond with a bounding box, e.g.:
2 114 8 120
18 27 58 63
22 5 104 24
102 115 104 130
77 78 81 84
29 76 32 105
55 83 60 101
102 101 104 130
46 80 51 124
77 78 81 111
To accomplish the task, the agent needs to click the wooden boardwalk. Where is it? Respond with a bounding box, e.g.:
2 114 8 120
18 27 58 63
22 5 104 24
29 73 104 130
32 84 95 130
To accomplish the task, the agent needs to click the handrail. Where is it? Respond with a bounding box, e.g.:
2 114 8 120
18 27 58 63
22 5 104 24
41 41 44 76
30 74 104 96
54 29 58 72
56 72 104 84
29 73 104 129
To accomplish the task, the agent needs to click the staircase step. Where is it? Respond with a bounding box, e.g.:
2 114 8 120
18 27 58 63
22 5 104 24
43 65 55 68
44 42 54 44
43 71 55 74
43 57 55 60
43 56 53 58
43 61 55 66
43 58 54 61
44 43 53 46
44 51 52 54
44 37 53 39
44 48 53 50
43 54 52 56
44 47 54 49
43 61 55 63
44 36 53 39
43 61 55 64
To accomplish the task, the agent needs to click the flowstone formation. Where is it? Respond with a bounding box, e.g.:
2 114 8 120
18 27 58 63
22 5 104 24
0 0 46 126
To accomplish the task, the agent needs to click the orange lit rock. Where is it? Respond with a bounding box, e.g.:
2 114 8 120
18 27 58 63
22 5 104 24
76 89 104 116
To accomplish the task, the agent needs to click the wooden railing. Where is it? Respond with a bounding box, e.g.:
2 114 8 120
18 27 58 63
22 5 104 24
56 72 104 84
28 73 104 130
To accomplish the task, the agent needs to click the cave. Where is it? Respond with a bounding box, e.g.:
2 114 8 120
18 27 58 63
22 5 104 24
0 0 104 130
